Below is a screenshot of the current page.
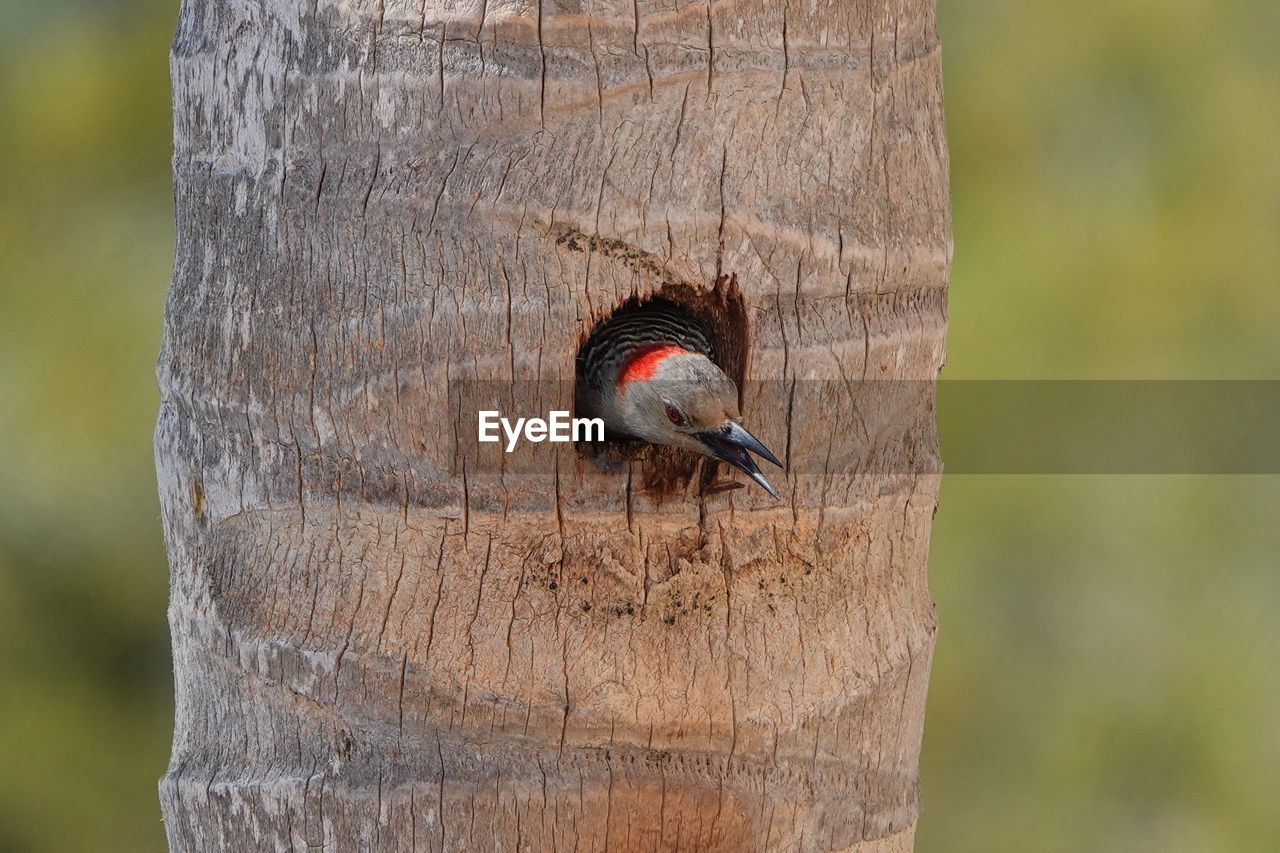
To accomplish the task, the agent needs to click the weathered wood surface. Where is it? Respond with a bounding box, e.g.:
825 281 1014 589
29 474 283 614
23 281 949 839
157 0 950 849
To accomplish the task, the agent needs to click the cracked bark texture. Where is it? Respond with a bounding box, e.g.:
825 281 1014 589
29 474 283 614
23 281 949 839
157 0 950 850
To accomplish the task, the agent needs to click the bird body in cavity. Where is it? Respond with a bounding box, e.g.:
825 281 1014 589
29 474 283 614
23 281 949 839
576 298 783 497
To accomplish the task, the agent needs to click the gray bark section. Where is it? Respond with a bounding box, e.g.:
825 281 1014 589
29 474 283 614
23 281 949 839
157 0 949 850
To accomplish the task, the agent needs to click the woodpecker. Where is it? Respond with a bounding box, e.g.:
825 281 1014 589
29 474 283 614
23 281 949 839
576 298 783 498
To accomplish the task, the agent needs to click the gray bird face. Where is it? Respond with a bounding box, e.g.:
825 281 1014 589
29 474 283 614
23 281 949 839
621 353 783 497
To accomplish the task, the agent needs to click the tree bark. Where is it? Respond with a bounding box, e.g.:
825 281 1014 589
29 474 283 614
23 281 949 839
157 0 949 850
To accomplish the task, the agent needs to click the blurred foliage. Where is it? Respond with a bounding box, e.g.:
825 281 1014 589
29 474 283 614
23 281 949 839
0 0 1276 851
924 1 1280 851
939 0 1280 381
0 2 175 851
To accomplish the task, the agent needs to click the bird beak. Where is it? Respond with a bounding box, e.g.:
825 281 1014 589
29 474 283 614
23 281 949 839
697 421 784 499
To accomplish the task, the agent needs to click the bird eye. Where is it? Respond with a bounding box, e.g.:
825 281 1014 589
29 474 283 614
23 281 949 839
664 403 686 426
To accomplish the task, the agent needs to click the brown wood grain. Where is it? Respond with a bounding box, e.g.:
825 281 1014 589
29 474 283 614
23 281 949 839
157 0 950 849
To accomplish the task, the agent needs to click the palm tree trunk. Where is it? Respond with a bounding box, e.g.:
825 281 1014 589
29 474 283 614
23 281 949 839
156 0 949 849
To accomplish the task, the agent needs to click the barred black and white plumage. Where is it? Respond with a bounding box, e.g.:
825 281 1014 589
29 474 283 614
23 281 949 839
576 298 715 402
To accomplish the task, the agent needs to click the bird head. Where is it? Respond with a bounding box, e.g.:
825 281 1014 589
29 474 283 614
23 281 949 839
613 346 783 497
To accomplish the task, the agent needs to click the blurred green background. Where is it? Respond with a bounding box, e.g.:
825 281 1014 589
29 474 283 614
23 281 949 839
0 1 1275 851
